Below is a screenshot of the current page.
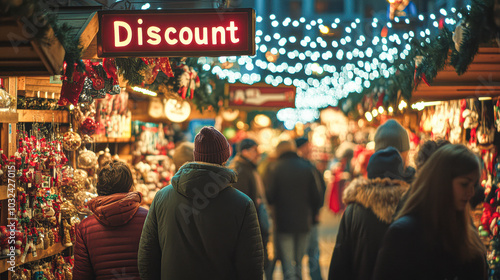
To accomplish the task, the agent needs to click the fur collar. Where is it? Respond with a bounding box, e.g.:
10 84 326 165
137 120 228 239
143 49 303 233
343 177 410 223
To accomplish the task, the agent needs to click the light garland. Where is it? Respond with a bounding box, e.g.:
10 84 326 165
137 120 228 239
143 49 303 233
198 7 464 127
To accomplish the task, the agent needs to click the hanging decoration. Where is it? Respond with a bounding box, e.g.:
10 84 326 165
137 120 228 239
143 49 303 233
176 65 200 99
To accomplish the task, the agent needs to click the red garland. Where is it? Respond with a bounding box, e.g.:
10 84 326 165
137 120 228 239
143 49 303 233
58 65 86 106
141 57 175 84
103 58 119 85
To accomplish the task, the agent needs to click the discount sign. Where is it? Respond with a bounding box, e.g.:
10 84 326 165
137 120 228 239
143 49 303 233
97 9 255 57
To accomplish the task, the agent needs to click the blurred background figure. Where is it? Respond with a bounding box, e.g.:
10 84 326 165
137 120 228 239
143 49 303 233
328 147 410 280
328 143 355 214
295 137 326 280
172 142 194 172
230 138 271 279
266 140 323 280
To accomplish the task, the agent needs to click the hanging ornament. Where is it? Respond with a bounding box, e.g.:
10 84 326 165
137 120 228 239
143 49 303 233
83 61 117 99
77 148 98 170
453 20 469 52
58 64 86 107
62 130 81 151
79 117 98 136
97 147 112 168
177 65 200 99
0 78 11 110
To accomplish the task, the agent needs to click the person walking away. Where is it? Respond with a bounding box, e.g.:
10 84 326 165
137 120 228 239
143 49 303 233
372 144 487 280
374 119 415 182
230 138 271 279
74 160 148 280
172 141 194 172
266 140 323 280
328 147 410 280
295 137 326 280
138 126 264 280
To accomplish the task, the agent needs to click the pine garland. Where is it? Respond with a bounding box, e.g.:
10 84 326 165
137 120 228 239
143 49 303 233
342 0 497 116
450 0 495 75
416 27 453 83
115 58 147 86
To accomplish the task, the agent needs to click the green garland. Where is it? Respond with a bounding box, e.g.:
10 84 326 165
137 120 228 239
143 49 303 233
450 0 495 75
115 58 148 86
341 0 497 116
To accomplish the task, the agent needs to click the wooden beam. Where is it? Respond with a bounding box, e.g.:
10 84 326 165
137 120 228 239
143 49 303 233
78 12 99 53
28 23 65 75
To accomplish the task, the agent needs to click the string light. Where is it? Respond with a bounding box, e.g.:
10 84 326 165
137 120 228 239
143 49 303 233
220 9 455 126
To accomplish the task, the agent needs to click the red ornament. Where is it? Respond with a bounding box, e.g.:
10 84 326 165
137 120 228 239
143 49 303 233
80 117 98 136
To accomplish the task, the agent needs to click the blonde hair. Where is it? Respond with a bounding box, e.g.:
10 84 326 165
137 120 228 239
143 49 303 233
275 140 296 157
397 144 485 262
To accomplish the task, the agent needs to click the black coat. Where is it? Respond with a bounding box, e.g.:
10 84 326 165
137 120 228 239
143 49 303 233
265 151 323 233
230 155 259 205
138 162 264 280
328 177 409 280
372 214 487 280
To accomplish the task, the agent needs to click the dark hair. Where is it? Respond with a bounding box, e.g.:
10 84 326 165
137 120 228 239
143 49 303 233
414 139 450 170
96 160 134 196
398 144 485 261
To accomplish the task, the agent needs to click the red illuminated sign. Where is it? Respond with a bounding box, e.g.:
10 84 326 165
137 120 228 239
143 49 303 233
97 9 255 57
226 83 296 109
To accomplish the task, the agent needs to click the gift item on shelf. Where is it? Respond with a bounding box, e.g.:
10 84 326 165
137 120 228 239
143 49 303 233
94 92 131 138
132 121 174 156
133 157 174 205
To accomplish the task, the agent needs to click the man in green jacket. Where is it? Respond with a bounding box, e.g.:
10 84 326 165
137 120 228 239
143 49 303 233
138 126 264 280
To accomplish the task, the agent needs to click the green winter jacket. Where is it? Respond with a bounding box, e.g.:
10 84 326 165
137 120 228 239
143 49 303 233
138 162 264 280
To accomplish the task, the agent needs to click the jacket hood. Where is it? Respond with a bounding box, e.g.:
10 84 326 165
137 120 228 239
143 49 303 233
87 192 142 226
171 162 237 198
343 177 409 223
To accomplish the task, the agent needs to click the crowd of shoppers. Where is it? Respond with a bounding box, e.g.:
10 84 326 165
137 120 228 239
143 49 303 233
73 122 488 280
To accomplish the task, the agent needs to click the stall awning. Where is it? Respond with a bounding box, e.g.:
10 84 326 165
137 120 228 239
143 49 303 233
0 7 101 76
0 17 65 76
411 47 500 102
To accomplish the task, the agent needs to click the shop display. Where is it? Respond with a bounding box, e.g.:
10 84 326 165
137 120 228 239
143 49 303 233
62 130 82 151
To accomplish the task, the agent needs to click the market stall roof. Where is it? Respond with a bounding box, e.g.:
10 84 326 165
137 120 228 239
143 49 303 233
56 7 101 60
411 46 500 102
0 6 101 76
0 17 65 76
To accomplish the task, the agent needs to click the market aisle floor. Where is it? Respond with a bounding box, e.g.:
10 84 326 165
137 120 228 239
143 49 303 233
268 208 342 280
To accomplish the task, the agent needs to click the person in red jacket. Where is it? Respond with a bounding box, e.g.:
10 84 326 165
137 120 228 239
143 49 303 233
73 160 147 280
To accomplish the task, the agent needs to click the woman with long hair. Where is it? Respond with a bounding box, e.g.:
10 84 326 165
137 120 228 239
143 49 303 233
372 144 487 280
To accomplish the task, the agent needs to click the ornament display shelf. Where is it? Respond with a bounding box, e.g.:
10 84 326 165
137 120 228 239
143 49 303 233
0 243 67 273
0 112 18 123
92 135 135 143
17 110 69 123
0 185 7 200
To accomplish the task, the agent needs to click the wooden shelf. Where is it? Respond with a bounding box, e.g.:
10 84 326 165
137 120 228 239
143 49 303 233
0 111 18 123
92 135 135 143
17 110 69 123
0 185 7 200
0 243 67 273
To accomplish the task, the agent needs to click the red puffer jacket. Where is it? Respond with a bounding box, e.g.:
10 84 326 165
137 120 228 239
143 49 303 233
74 192 147 280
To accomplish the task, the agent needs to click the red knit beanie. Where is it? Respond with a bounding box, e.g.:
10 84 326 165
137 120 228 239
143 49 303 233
194 126 231 165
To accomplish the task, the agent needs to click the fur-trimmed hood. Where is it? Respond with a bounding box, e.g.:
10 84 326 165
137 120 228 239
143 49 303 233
343 177 409 223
